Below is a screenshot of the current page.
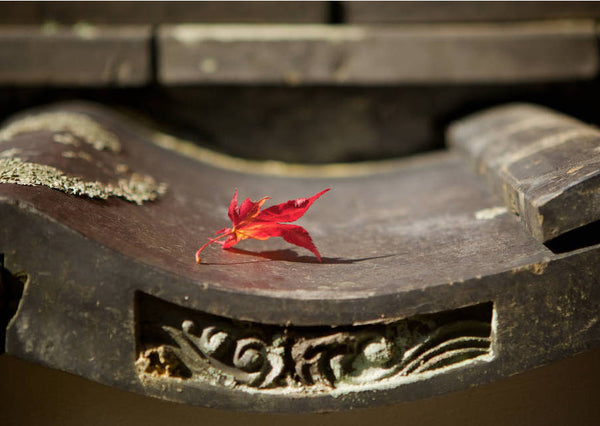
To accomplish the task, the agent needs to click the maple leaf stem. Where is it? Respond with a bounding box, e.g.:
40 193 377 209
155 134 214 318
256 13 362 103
195 233 229 263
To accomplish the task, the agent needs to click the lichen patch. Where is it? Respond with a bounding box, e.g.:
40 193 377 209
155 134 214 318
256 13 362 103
512 260 549 276
530 261 548 275
53 133 80 147
115 163 130 174
62 150 93 162
0 157 166 204
0 112 121 152
0 148 22 158
474 206 507 220
136 346 191 379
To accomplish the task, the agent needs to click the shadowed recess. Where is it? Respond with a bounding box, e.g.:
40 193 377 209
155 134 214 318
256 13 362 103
544 220 600 254
0 255 26 354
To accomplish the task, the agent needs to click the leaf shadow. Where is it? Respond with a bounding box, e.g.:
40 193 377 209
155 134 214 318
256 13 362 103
200 248 396 265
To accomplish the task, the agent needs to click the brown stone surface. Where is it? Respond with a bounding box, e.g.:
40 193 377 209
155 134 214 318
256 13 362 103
0 102 598 411
0 102 550 306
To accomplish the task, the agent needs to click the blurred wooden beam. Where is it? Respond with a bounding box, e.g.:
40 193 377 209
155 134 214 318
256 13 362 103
0 25 151 86
1 20 598 87
344 1 600 23
0 1 328 24
157 21 598 85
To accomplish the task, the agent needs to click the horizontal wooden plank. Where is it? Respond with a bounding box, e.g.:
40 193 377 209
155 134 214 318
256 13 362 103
0 1 328 24
448 103 600 242
345 1 600 23
157 21 598 85
0 25 151 86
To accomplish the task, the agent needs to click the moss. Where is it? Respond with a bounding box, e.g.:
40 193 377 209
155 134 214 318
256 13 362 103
0 112 121 152
53 133 80 147
61 151 93 162
0 157 166 205
0 148 22 158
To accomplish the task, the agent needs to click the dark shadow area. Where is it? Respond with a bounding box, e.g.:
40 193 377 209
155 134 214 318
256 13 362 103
2 81 600 164
4 346 600 426
329 1 345 24
0 254 26 354
545 220 600 254
200 248 395 265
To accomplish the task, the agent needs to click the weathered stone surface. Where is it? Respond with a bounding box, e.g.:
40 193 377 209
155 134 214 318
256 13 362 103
137 293 492 392
0 102 598 412
448 103 600 242
158 21 598 84
0 25 151 86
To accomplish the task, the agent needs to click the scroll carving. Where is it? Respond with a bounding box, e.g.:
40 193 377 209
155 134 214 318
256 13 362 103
136 293 493 392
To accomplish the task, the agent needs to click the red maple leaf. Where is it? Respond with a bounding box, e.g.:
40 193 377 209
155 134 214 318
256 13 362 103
195 188 330 263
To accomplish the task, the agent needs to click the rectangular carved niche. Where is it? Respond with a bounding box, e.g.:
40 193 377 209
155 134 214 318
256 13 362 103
135 292 494 393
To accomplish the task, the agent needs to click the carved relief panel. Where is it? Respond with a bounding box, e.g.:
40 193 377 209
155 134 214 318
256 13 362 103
136 293 493 393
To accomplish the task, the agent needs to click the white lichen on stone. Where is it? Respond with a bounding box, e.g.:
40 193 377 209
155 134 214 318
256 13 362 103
115 163 130 174
0 112 121 152
62 150 93 162
0 148 22 158
0 157 166 205
53 133 80 147
362 338 394 365
475 206 508 220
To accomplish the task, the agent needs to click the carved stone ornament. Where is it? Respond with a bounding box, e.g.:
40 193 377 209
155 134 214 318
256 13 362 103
3 102 600 412
136 293 493 392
